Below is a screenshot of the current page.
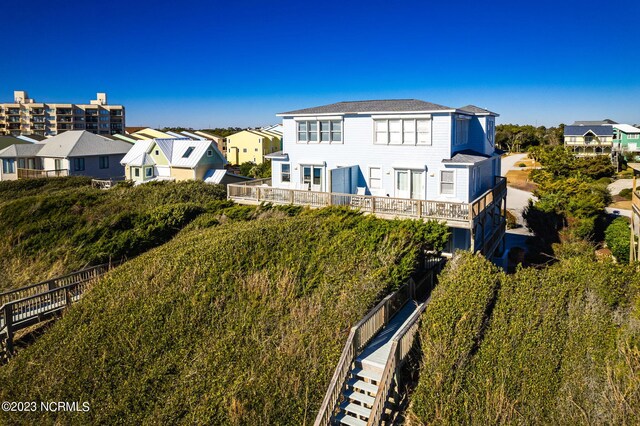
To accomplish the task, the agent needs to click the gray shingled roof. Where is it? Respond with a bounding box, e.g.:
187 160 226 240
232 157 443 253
458 105 498 115
0 143 44 158
36 131 133 158
572 119 618 125
564 125 613 136
442 149 491 164
278 99 453 115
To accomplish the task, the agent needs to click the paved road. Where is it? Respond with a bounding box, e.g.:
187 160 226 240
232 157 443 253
605 207 631 218
501 153 529 176
608 179 634 196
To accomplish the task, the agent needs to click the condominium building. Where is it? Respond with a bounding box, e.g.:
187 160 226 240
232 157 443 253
0 91 125 137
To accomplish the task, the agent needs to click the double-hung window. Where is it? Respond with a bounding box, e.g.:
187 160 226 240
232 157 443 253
281 164 290 182
99 156 109 169
73 158 85 171
297 120 342 143
369 167 382 189
2 159 15 174
487 118 495 146
440 170 455 195
629 134 639 140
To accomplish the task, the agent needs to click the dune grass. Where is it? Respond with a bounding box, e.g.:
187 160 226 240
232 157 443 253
0 210 449 425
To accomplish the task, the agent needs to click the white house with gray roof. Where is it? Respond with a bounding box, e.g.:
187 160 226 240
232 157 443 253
0 130 132 180
229 99 506 256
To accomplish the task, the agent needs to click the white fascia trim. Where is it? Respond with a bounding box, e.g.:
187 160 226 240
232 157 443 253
292 116 343 121
276 109 457 117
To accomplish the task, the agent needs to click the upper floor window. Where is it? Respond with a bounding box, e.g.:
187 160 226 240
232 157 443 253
297 120 342 143
374 119 431 145
99 156 109 169
628 134 639 140
487 118 495 146
455 116 470 146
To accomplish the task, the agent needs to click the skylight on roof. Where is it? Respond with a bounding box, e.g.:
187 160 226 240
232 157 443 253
182 147 195 158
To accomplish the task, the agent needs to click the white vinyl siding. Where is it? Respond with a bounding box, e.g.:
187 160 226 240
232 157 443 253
374 118 431 145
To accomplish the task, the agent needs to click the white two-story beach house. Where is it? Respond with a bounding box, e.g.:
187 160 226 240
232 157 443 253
228 99 506 256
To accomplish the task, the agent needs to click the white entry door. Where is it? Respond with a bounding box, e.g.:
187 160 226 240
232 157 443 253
302 165 323 191
395 169 425 199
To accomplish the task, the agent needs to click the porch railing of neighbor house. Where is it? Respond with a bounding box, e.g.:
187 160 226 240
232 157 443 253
17 168 69 179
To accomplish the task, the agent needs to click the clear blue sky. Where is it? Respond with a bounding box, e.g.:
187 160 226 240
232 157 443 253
1 0 639 128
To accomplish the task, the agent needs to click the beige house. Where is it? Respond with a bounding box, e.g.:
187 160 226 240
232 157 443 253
0 91 125 137
120 138 227 182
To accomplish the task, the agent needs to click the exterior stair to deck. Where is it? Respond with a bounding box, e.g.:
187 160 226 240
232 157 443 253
314 256 445 426
334 303 422 426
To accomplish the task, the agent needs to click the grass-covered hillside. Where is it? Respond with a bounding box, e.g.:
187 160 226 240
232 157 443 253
0 178 228 291
0 209 449 425
409 248 640 425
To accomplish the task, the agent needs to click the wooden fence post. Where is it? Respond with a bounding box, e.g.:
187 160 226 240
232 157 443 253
4 304 13 356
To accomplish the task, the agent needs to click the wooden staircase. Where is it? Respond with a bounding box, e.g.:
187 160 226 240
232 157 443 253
315 256 444 426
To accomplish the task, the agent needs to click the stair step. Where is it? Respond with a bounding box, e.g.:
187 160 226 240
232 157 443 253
340 401 371 420
352 367 382 383
344 389 375 406
348 378 378 396
335 412 368 426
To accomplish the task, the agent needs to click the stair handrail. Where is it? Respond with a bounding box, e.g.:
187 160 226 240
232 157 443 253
314 256 442 426
366 299 429 426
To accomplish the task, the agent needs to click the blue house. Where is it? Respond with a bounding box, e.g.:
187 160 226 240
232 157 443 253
228 99 506 256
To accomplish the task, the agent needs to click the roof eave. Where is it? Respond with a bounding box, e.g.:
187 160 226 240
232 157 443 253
276 109 457 117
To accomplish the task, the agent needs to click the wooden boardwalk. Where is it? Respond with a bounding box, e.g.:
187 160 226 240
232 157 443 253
315 256 445 426
0 263 117 360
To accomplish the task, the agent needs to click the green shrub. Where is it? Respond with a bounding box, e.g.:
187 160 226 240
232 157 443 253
518 162 527 167
410 250 640 425
619 188 633 199
605 217 630 263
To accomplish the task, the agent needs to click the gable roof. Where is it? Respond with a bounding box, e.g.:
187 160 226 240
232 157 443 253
612 124 640 134
36 131 133 158
564 125 613 136
121 138 227 169
0 143 44 158
278 99 453 115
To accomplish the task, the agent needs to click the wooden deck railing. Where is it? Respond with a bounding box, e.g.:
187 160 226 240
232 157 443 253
0 262 118 358
91 176 126 189
228 179 484 226
17 168 68 179
313 257 444 426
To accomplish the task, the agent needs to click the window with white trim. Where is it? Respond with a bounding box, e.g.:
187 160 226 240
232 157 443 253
369 167 382 189
628 134 639 140
455 116 470 146
297 120 342 143
487 118 495 146
281 163 290 182
440 170 455 195
374 118 431 145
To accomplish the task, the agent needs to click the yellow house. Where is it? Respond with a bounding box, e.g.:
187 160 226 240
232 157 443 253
120 138 227 182
226 130 281 165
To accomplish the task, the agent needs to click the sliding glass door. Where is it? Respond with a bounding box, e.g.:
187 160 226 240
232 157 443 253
395 169 425 199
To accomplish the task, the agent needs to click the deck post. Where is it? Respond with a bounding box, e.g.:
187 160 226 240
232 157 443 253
256 187 261 202
4 304 13 357
371 197 376 214
417 200 422 218
290 189 294 204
